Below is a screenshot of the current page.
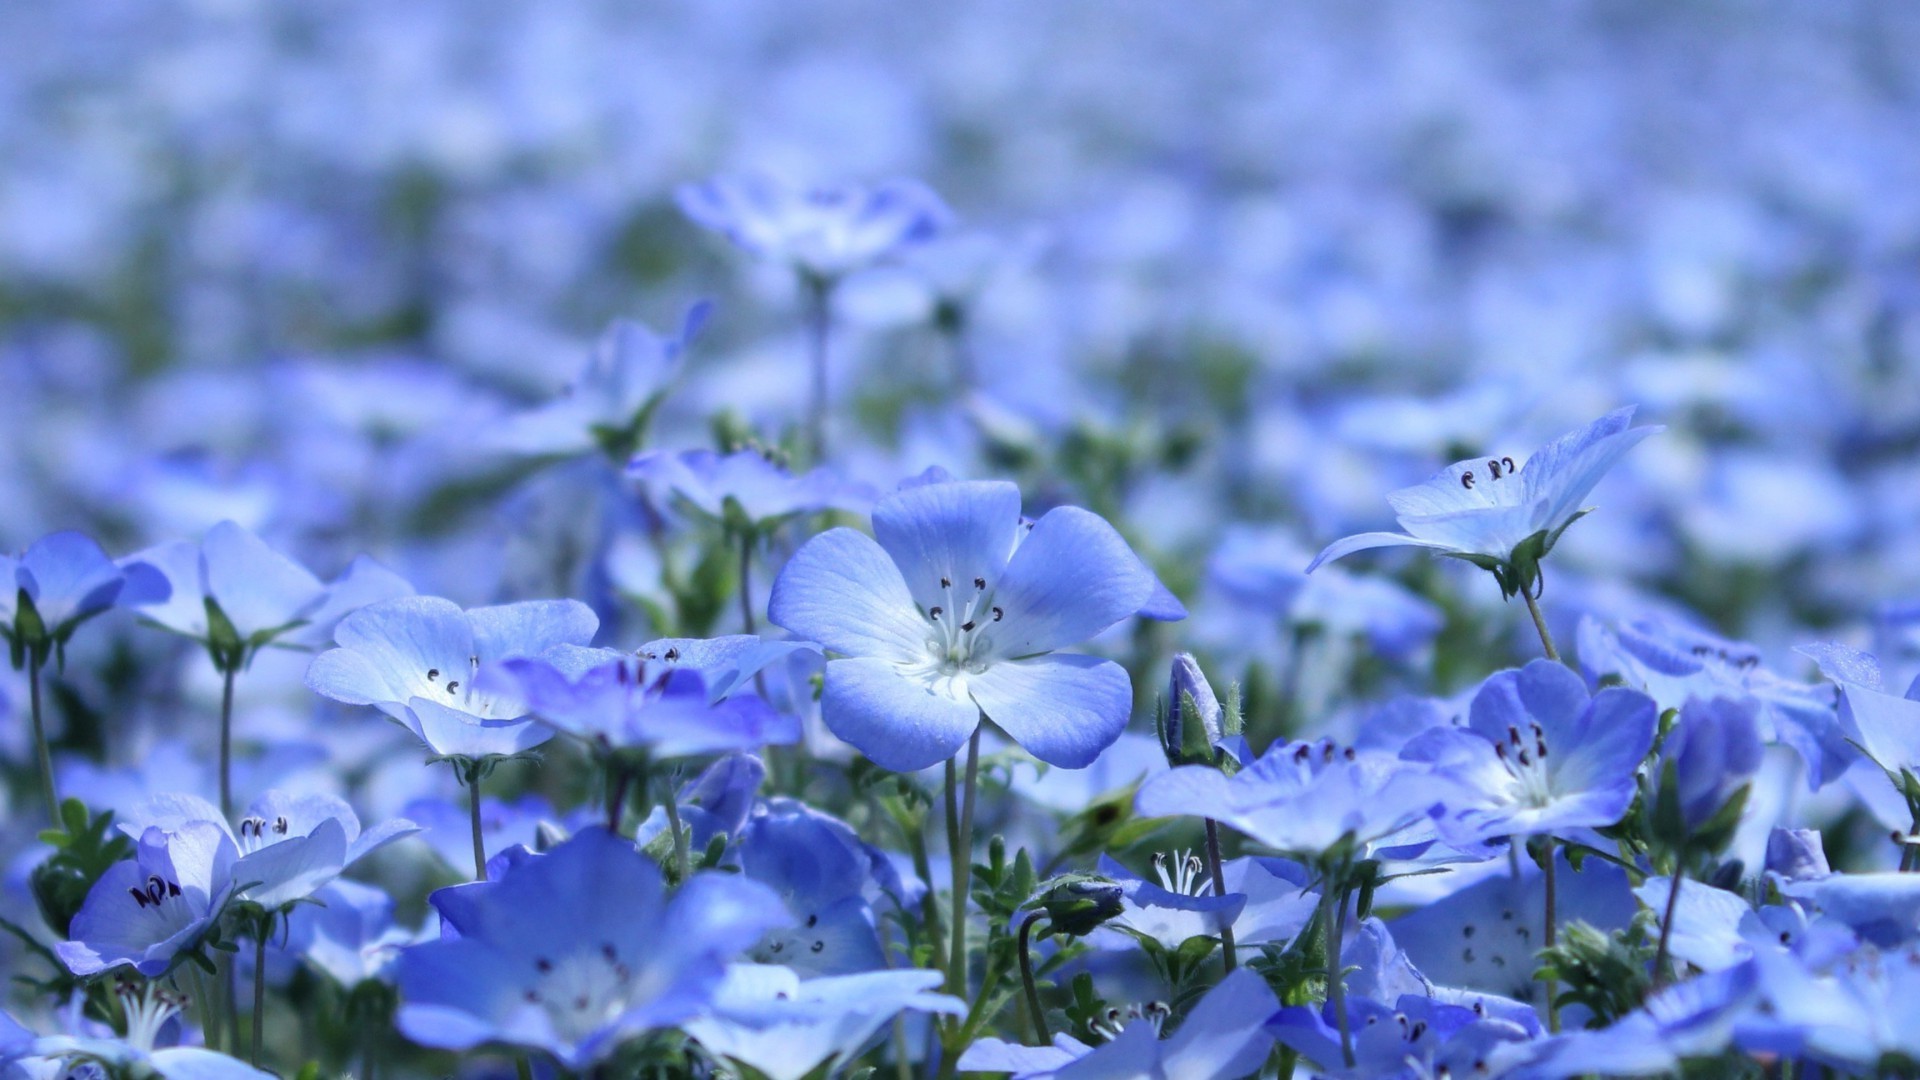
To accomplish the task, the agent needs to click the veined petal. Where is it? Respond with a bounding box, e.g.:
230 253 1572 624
1134 764 1236 822
769 528 927 661
1305 531 1456 573
202 521 327 638
468 599 600 660
319 596 474 706
871 481 1022 613
989 507 1153 657
406 697 553 759
969 654 1132 769
235 817 348 908
821 657 979 771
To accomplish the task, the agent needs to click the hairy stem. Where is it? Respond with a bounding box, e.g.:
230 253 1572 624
1542 840 1560 1033
938 727 983 1079
1523 589 1560 662
1322 880 1354 1068
1205 818 1238 972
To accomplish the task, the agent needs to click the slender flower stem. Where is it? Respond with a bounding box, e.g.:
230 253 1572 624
1204 818 1238 973
737 532 758 635
802 275 833 461
27 660 59 825
1522 590 1560 662
251 921 269 1066
1321 878 1354 1068
218 664 238 819
662 774 692 882
606 762 630 835
948 728 982 1000
1653 870 1684 990
515 1057 532 1080
1541 839 1561 1033
1902 817 1920 873
463 763 488 882
187 965 218 1054
1017 911 1050 1045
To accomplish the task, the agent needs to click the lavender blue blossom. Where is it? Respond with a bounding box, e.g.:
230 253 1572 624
0 530 168 666
682 966 963 1080
56 821 237 977
677 174 952 281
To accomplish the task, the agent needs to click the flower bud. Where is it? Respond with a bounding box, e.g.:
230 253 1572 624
1652 696 1763 854
1038 877 1125 937
1765 827 1830 881
1162 653 1223 768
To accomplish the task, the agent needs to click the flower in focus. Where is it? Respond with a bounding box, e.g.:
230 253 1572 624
56 821 237 978
769 479 1158 771
306 595 600 759
1307 407 1662 598
395 827 787 1069
738 800 892 976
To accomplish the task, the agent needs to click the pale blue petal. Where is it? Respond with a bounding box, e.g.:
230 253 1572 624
202 521 327 638
988 507 1153 657
969 654 1131 769
406 697 553 758
312 596 473 706
821 657 978 771
870 481 1022 613
769 528 926 661
1305 531 1454 573
467 599 599 660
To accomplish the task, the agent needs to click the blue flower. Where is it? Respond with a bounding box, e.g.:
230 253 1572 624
682 966 963 1080
493 307 709 458
677 174 952 281
1653 695 1765 839
1136 738 1448 861
395 827 786 1069
1581 616 1851 787
629 447 875 530
131 520 330 669
1269 992 1538 1079
487 639 800 758
1798 642 1920 790
306 595 599 759
1 530 169 667
737 800 890 976
1307 408 1661 597
768 479 1157 770
120 789 416 911
1091 851 1246 952
1403 660 1657 845
284 878 416 988
25 982 273 1079
957 968 1279 1079
1500 962 1759 1079
56 821 237 978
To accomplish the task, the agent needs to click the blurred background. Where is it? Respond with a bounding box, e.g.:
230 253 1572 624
4 0 1920 731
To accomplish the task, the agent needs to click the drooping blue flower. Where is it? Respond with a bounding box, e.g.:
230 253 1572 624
1580 616 1850 787
56 821 237 977
1654 695 1766 837
396 826 786 1070
957 968 1279 1079
284 878 417 989
1403 660 1657 845
486 639 800 758
629 447 875 529
1 530 169 668
768 479 1157 771
492 306 709 459
131 520 331 669
677 174 952 282
737 800 889 976
306 595 600 759
1136 738 1449 862
119 789 416 911
633 752 768 857
1797 642 1920 793
1307 408 1662 597
682 965 963 1080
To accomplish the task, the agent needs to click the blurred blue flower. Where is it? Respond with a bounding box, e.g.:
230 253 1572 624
957 968 1278 1079
25 982 271 1079
493 308 709 459
682 965 963 1080
396 826 786 1070
1404 659 1657 845
1307 408 1662 597
131 520 329 669
1 530 168 667
1799 642 1920 790
769 479 1155 771
1501 962 1758 1079
1654 695 1765 839
678 174 952 281
630 447 875 529
306 595 599 759
56 821 236 978
284 878 416 988
1269 992 1538 1079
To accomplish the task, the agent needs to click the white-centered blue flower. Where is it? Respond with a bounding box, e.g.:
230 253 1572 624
768 479 1159 772
677 173 952 282
1307 407 1662 597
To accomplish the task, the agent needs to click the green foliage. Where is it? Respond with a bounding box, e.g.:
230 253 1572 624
1536 914 1658 1028
31 798 133 938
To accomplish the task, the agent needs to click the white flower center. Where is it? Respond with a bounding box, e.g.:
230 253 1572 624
905 573 1005 690
116 982 187 1054
522 944 637 1045
1151 850 1213 897
1494 722 1556 808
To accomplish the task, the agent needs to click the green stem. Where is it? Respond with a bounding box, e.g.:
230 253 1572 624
464 763 488 882
1205 818 1237 972
606 761 630 835
251 921 268 1065
187 964 219 1054
738 532 758 636
27 659 59 826
1522 589 1559 662
1542 840 1560 1033
1653 870 1684 991
1322 879 1353 1068
516 1057 533 1080
224 951 242 1058
663 774 691 881
218 664 237 819
937 728 983 1080
1017 912 1049 1045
